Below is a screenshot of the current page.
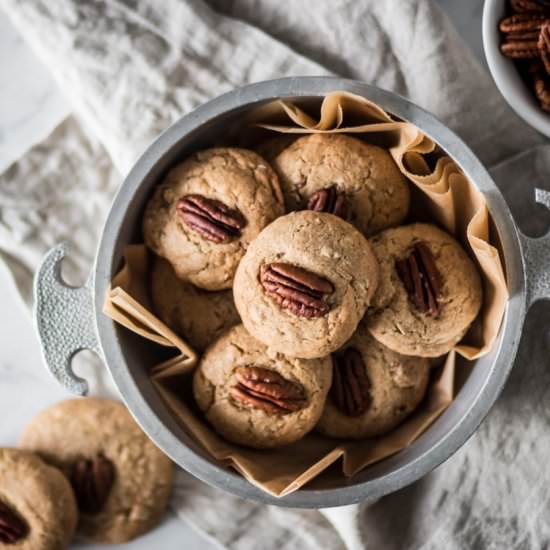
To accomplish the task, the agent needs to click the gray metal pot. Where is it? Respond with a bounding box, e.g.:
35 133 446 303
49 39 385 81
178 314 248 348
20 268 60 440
33 77 550 508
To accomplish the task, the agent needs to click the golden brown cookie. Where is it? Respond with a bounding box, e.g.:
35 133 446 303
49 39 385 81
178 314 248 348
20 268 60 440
271 134 410 235
19 399 174 545
316 326 430 439
193 324 332 449
367 223 483 357
233 211 379 359
151 256 240 351
0 447 77 549
143 147 285 290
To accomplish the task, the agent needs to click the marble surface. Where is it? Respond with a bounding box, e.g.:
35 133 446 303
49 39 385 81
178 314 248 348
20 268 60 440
0 265 214 546
0 1 486 548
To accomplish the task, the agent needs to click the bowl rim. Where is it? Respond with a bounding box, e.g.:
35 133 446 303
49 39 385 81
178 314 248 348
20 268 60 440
93 77 527 508
483 0 550 137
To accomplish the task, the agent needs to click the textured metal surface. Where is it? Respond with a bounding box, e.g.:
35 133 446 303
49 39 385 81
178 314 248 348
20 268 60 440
32 78 549 508
33 243 100 395
522 189 550 307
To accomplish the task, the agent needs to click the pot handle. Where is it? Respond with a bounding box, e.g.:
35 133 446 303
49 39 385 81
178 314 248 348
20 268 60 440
520 189 550 308
33 244 100 396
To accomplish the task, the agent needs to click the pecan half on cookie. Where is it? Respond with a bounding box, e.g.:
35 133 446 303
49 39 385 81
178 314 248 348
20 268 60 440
271 134 409 236
0 500 28 545
317 328 431 439
19 399 174 544
307 186 348 219
0 448 77 548
193 325 333 448
234 211 379 359
260 263 334 318
143 147 284 291
177 194 247 243
231 366 306 414
395 242 443 317
331 348 372 417
70 455 115 515
368 224 482 358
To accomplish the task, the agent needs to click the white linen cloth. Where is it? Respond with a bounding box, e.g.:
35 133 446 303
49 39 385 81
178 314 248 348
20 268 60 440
1 0 549 548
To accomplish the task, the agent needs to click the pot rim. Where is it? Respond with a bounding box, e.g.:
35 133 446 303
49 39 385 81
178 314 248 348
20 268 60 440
93 77 526 508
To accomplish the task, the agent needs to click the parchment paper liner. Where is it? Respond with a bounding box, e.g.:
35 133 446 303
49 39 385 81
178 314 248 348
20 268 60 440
103 92 508 497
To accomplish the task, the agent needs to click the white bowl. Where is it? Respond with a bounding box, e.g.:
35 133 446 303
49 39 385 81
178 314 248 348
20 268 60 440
483 0 550 136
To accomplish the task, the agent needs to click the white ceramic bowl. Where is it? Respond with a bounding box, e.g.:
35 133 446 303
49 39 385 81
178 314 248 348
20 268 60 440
483 0 550 136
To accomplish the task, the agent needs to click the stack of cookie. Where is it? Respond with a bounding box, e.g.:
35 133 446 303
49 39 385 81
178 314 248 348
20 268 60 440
143 134 482 449
1 399 174 548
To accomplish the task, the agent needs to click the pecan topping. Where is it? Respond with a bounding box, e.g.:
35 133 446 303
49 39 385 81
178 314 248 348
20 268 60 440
0 501 28 545
307 186 348 219
259 263 335 318
511 0 550 11
500 40 540 58
395 242 443 317
531 61 550 110
231 366 306 414
500 13 548 33
331 348 371 417
539 22 550 74
499 14 547 58
70 455 115 514
177 194 247 244
499 2 550 111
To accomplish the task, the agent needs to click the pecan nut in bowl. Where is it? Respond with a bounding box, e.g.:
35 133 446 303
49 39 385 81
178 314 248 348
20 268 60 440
193 325 332 449
529 60 550 111
0 448 77 550
367 223 482 357
143 147 284 290
317 326 430 439
234 211 380 359
497 2 550 114
499 13 547 59
510 0 550 11
538 22 550 76
271 134 409 237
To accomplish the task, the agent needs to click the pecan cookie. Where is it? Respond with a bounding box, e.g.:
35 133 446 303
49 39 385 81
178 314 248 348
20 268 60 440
367 224 483 357
0 447 77 549
19 399 174 544
233 211 380 359
193 324 332 448
143 147 284 290
316 327 430 439
151 256 240 351
271 134 410 236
